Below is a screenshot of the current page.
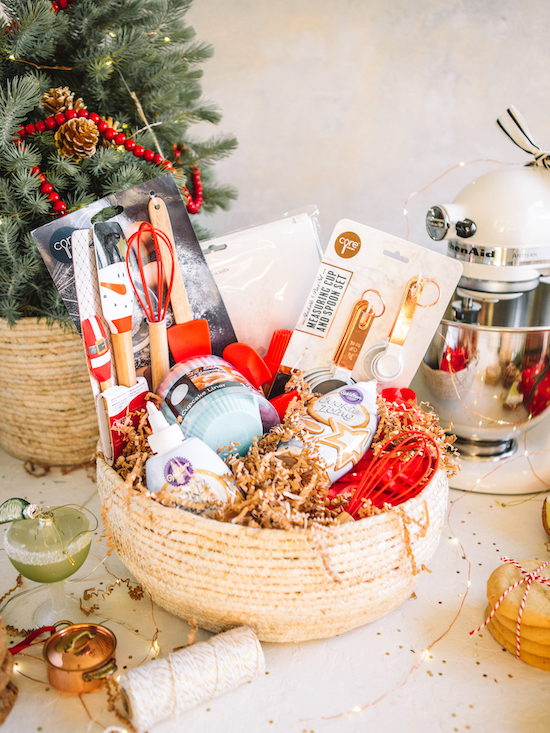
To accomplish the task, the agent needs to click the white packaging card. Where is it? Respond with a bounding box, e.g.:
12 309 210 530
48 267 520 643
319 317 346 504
277 219 463 391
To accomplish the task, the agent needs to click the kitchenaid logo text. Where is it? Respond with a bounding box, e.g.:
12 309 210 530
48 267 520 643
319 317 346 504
335 231 361 258
448 241 495 259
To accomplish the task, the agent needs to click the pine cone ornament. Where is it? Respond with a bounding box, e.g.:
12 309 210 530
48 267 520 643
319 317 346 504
41 86 86 115
55 118 99 161
99 116 122 149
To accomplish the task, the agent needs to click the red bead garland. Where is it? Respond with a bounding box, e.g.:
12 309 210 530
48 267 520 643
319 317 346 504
172 144 203 214
51 0 74 12
14 109 204 217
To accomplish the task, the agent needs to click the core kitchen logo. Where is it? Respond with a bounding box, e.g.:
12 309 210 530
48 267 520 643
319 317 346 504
49 226 75 264
335 231 361 259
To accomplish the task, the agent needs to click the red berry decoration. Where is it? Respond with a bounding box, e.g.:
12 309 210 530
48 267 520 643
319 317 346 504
51 1 60 11
58 0 68 7
19 102 183 217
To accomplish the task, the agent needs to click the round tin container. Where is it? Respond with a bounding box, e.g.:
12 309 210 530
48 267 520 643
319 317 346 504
43 623 117 694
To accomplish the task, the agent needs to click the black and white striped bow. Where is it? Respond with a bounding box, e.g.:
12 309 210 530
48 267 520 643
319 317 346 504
496 105 550 169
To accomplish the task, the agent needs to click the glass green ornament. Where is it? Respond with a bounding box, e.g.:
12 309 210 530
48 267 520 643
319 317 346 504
3 504 97 627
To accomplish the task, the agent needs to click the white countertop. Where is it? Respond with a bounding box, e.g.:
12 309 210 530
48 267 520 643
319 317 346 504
1 444 549 733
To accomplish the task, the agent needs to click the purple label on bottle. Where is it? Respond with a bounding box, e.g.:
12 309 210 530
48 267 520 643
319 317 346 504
339 387 363 405
164 457 194 486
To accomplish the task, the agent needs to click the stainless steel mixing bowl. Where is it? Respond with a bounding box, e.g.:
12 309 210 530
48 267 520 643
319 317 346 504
410 281 550 457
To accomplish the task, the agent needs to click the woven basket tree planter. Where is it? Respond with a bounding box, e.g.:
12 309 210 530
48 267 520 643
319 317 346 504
98 455 449 643
0 318 98 466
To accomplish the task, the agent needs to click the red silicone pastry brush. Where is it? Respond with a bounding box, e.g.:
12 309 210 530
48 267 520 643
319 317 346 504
264 329 292 378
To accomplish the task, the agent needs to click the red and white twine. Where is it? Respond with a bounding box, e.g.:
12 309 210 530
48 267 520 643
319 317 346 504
470 557 550 658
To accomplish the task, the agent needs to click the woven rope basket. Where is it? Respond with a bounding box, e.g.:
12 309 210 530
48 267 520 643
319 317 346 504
0 318 98 466
98 455 449 643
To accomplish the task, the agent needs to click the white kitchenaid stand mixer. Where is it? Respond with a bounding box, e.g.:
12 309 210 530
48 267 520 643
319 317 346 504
412 106 550 494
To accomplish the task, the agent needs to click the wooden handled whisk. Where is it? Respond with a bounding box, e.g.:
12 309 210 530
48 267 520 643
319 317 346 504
126 222 175 391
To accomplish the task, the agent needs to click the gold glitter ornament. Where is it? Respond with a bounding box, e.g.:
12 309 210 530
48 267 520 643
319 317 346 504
55 117 100 161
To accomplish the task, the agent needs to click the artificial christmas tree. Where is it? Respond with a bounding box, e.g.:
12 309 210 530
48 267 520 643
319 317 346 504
0 0 237 464
0 0 237 324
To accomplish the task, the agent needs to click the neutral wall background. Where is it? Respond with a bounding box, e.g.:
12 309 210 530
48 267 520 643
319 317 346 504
188 0 550 252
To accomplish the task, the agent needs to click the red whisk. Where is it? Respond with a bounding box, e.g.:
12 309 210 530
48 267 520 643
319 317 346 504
126 222 175 391
334 430 440 519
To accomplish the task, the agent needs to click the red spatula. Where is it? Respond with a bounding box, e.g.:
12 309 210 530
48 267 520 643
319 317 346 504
222 342 272 389
167 318 212 363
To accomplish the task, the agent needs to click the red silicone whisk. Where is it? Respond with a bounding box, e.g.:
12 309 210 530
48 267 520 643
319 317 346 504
340 431 440 518
126 222 175 391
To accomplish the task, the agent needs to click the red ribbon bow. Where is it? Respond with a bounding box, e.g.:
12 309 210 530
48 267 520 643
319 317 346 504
470 557 550 658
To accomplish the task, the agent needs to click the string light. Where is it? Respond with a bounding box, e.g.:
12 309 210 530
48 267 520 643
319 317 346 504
164 36 170 41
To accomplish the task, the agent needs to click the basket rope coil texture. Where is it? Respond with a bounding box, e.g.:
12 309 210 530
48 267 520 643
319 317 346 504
98 456 448 643
0 318 98 466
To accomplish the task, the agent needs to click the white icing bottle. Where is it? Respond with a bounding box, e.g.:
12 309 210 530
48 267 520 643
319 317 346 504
277 381 378 485
145 402 240 512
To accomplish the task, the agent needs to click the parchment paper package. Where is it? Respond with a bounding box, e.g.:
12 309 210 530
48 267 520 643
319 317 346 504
202 208 322 356
273 219 463 393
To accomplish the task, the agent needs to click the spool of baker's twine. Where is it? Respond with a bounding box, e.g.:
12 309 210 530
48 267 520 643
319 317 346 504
118 626 265 732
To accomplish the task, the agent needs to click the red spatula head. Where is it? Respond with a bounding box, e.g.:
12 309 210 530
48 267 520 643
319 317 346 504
222 342 272 390
167 319 212 362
